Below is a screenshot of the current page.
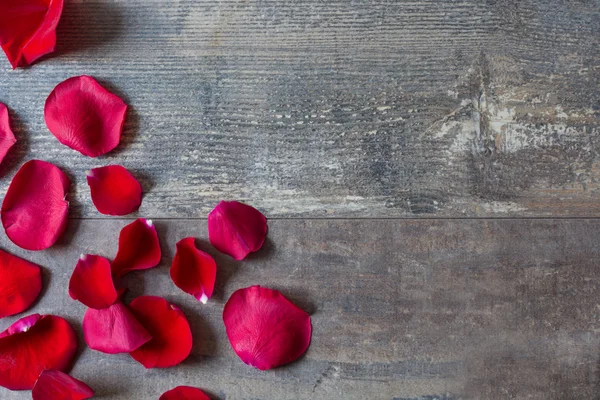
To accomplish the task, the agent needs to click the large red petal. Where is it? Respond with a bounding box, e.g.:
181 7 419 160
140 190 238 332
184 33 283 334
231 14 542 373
223 286 312 370
170 237 216 304
129 296 192 368
0 103 16 165
69 254 117 310
32 370 94 400
1 160 70 251
111 218 161 277
160 386 210 400
208 201 267 260
44 75 127 157
0 314 77 390
0 249 42 318
0 0 64 68
87 165 142 216
83 302 151 354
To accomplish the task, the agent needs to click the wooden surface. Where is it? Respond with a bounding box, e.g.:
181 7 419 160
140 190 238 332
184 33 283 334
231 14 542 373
0 0 599 399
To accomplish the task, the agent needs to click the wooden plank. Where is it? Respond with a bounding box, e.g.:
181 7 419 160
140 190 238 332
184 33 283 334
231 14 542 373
2 218 600 399
0 0 599 218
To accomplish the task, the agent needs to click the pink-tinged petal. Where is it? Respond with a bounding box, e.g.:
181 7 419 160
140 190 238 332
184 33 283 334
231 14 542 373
223 286 312 370
0 249 42 318
44 75 127 157
129 296 192 369
32 370 94 400
0 314 77 390
170 237 216 304
87 165 142 216
0 0 64 68
111 218 161 277
160 386 210 400
0 103 16 165
208 201 267 260
69 254 117 310
1 160 70 251
83 302 151 354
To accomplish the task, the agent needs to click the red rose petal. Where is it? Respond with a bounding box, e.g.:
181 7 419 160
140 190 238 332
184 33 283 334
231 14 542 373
69 254 117 310
160 386 210 400
170 237 217 304
223 286 312 370
44 75 127 157
0 103 16 165
208 201 267 260
83 301 151 354
0 249 42 318
129 296 192 368
32 370 94 400
1 160 70 251
111 218 161 277
0 0 64 68
87 165 142 216
0 314 77 390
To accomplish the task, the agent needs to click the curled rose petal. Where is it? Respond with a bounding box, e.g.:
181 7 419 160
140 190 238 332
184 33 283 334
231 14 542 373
223 286 312 370
160 386 210 400
87 165 142 216
0 103 16 165
0 249 42 318
1 160 70 251
0 314 77 390
44 75 127 157
111 218 161 277
170 237 217 304
0 0 64 68
208 201 267 260
83 302 151 354
32 370 94 400
129 296 192 368
69 254 117 309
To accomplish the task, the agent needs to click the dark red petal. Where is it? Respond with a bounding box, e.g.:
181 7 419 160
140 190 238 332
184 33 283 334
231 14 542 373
1 160 70 251
87 165 142 216
160 386 210 400
208 201 267 260
129 296 192 368
0 0 64 68
32 370 94 400
0 314 77 390
170 237 217 304
0 103 16 165
223 286 312 370
69 254 117 309
0 249 42 318
44 75 127 157
83 302 151 354
111 218 161 277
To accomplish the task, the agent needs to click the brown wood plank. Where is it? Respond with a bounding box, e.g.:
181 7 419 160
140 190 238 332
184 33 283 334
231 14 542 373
1 218 600 399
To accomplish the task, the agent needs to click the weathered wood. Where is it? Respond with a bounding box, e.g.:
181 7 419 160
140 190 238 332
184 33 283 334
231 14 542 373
0 0 599 218
2 218 600 399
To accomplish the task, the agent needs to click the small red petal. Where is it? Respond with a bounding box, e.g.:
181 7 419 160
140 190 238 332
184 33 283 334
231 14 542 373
1 160 70 251
83 302 151 354
170 237 217 304
111 218 161 277
208 201 268 260
223 286 312 370
0 103 16 164
0 314 77 390
129 296 192 368
69 254 117 309
87 165 142 216
0 0 64 68
160 386 210 400
44 75 127 157
32 370 94 400
0 250 42 318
